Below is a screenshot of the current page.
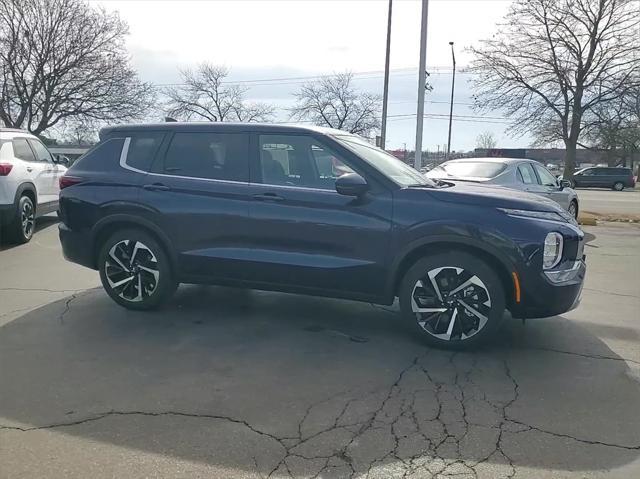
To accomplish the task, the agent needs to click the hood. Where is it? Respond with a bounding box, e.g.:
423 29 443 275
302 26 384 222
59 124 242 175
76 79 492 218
421 182 564 212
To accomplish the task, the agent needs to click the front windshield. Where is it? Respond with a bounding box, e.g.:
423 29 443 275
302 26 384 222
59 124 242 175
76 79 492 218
333 134 435 187
430 161 507 179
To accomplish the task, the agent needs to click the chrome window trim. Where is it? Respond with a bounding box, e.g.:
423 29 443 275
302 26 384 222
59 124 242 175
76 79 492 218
119 135 340 193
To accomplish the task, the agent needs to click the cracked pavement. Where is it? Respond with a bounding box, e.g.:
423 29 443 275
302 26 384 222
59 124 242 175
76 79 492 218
1 219 639 478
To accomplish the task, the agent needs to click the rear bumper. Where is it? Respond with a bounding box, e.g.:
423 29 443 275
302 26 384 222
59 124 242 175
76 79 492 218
511 260 586 319
59 223 96 270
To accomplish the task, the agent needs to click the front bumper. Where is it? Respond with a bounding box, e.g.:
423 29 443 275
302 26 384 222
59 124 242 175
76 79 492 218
511 259 586 319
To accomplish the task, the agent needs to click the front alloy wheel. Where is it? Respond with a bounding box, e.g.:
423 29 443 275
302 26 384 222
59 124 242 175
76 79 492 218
400 253 505 349
99 229 176 310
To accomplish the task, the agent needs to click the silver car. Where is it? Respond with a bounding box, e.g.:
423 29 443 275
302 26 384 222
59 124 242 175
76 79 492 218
426 158 579 218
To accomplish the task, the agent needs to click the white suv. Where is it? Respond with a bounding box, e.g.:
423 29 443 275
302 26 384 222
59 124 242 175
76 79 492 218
0 128 68 243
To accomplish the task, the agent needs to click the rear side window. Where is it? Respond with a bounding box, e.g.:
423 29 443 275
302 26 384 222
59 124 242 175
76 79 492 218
163 132 249 182
126 132 164 172
12 138 36 162
72 138 125 171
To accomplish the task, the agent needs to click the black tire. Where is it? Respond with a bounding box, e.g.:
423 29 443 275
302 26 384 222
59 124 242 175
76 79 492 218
613 181 624 191
98 228 176 310
568 200 578 219
569 179 576 189
399 252 506 350
5 195 35 244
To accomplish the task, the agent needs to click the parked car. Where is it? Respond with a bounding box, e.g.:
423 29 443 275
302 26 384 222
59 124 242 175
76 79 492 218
426 158 580 218
0 128 68 243
58 123 586 349
561 167 636 191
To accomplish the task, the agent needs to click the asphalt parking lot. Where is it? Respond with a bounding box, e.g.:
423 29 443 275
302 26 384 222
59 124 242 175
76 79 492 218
1 217 639 478
578 187 640 216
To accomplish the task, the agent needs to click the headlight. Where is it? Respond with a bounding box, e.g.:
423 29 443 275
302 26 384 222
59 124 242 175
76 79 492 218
543 232 563 269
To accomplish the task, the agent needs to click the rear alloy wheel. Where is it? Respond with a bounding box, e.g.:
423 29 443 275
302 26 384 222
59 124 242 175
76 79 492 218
568 200 578 219
99 229 176 310
399 252 505 349
6 195 35 244
613 181 624 191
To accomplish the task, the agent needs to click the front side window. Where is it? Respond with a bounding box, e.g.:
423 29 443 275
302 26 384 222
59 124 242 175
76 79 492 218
27 139 53 162
333 134 434 187
517 163 536 184
163 132 249 182
258 134 354 189
12 138 36 162
126 132 164 172
533 164 557 186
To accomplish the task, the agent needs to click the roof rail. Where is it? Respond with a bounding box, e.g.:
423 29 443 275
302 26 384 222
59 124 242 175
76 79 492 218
0 127 29 133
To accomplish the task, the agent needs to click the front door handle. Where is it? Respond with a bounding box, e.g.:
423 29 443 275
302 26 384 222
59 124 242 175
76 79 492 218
143 183 171 192
253 192 285 202
26 166 33 172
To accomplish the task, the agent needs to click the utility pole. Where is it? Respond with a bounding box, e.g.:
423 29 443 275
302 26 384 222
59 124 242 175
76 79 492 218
380 0 393 150
446 41 456 161
414 0 429 170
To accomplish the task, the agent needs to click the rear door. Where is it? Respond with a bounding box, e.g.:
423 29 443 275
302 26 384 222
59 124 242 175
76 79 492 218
11 137 51 204
245 132 393 299
139 130 254 281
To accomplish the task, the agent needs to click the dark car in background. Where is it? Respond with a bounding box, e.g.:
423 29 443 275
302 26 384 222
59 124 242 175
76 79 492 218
58 123 586 349
565 167 635 191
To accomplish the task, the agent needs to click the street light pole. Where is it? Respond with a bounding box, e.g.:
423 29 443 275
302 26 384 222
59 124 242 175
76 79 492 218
380 0 393 150
446 41 456 161
414 0 429 170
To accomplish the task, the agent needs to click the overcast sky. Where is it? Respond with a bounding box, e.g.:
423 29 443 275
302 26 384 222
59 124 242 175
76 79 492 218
94 0 527 151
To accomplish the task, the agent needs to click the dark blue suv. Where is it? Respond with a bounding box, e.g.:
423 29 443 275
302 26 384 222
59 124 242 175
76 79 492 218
59 123 586 348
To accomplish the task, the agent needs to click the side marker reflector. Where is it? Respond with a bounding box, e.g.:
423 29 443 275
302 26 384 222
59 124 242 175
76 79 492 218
512 272 521 303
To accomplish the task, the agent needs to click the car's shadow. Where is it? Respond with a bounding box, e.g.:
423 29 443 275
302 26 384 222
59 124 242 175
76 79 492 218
1 286 639 477
0 215 59 251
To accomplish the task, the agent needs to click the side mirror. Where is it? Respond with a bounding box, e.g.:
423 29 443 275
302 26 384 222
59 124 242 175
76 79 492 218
335 173 369 197
559 179 571 189
54 154 69 166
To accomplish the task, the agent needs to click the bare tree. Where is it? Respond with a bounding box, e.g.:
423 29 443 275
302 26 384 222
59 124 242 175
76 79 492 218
470 0 640 179
164 64 274 123
0 0 155 135
476 131 498 149
290 72 381 137
582 83 640 165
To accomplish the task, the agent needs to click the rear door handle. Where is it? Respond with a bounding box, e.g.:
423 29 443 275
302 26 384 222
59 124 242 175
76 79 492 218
253 192 285 202
26 166 33 172
143 183 171 192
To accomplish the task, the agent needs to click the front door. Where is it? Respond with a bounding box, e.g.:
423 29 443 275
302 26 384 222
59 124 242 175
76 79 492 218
138 130 254 282
27 138 59 205
246 133 393 300
532 163 569 209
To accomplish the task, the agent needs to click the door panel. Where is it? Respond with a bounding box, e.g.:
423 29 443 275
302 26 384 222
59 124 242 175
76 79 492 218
246 134 393 299
138 131 254 280
27 139 57 203
532 163 568 209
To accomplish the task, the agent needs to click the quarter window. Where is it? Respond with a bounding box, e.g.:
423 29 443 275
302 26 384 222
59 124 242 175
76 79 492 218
163 132 249 181
12 138 36 162
126 132 164 172
259 135 354 189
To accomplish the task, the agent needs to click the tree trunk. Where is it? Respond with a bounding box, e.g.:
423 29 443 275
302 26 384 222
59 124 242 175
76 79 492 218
563 139 577 180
